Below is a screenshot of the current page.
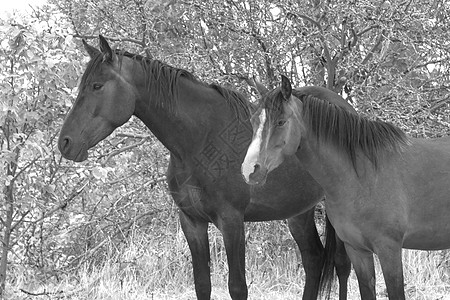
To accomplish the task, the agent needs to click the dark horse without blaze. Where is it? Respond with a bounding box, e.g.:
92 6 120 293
58 36 352 300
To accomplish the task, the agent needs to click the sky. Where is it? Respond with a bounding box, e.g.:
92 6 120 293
1 0 47 15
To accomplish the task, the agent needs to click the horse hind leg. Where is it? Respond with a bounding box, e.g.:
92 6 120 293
321 216 351 300
287 209 324 300
334 236 351 300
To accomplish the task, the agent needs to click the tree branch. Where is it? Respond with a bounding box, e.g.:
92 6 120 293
10 211 30 233
100 138 149 166
357 24 381 37
72 34 146 48
361 29 386 65
31 182 88 224
20 288 64 297
116 132 152 139
430 95 450 113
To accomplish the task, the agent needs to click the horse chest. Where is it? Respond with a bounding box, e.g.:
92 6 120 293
326 196 376 251
167 164 209 217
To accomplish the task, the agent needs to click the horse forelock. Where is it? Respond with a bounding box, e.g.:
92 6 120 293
262 87 285 124
299 94 409 169
79 52 106 90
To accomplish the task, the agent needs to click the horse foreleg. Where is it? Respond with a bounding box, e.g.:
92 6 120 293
217 210 247 300
376 243 405 300
179 211 211 300
344 243 376 300
287 209 324 300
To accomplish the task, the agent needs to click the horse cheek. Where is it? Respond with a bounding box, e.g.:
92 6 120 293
284 122 302 156
106 84 135 126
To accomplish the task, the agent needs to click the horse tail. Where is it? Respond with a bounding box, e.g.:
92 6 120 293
319 215 336 299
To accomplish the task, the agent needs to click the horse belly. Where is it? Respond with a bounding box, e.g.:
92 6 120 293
402 140 450 250
404 222 450 250
403 182 450 250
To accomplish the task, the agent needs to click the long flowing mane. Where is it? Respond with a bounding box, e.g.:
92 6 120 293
80 50 250 119
303 94 410 168
265 90 409 168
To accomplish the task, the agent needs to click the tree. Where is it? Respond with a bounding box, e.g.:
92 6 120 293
0 7 86 296
1 5 173 296
2 0 449 296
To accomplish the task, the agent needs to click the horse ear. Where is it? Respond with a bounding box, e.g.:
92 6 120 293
252 76 269 96
98 35 113 62
82 39 100 58
280 75 292 101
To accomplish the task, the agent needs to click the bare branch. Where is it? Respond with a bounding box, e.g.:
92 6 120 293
406 59 447 74
116 132 152 139
251 76 269 95
11 155 41 185
20 288 64 297
293 13 323 32
72 34 146 48
101 138 149 166
10 211 30 233
357 25 381 37
361 29 386 65
430 95 450 113
289 12 333 83
31 182 88 224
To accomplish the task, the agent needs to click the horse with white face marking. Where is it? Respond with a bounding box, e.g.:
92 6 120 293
242 75 450 300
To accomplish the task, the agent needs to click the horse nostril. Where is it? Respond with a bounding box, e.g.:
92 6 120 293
59 136 72 153
253 163 260 174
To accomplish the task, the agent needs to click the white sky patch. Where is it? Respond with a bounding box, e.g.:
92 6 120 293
1 0 47 17
200 19 208 33
269 6 280 18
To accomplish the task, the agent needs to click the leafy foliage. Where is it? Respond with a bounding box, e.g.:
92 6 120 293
0 5 169 296
1 0 450 298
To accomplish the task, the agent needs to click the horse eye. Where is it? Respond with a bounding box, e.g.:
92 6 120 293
277 120 287 127
93 83 103 91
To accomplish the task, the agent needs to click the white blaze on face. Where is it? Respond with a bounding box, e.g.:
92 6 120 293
242 109 267 182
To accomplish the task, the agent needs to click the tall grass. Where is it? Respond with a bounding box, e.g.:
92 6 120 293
12 211 450 299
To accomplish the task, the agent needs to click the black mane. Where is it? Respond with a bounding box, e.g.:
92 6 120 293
264 90 409 168
80 49 250 119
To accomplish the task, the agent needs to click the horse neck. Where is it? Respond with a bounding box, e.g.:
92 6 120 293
132 73 234 160
297 130 363 200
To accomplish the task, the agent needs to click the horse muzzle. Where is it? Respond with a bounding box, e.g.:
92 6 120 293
58 135 89 162
241 162 269 186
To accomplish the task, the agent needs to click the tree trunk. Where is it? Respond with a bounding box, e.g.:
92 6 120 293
0 181 14 298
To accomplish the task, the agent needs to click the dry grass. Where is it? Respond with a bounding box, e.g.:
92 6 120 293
12 220 450 300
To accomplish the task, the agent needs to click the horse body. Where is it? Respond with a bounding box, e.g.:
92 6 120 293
313 135 450 251
58 37 352 300
392 137 450 250
242 75 450 299
298 127 450 299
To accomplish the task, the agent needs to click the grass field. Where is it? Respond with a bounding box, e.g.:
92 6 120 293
11 219 450 300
